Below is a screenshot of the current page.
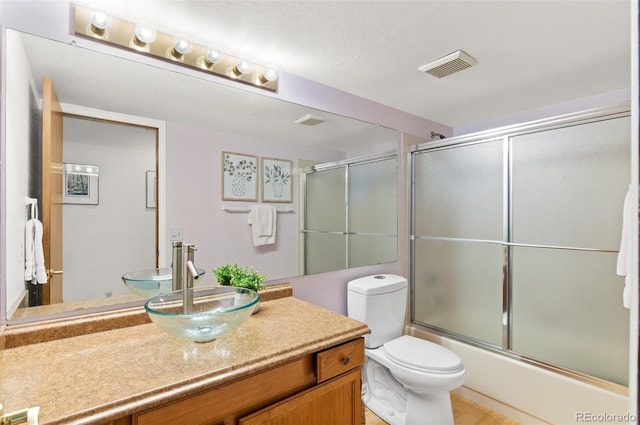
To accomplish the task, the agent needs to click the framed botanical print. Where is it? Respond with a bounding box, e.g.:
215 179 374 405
222 152 258 201
262 157 292 203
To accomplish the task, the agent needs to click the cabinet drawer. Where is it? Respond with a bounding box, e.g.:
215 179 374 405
316 338 364 383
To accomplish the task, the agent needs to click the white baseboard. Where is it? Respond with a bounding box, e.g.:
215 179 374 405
7 289 28 318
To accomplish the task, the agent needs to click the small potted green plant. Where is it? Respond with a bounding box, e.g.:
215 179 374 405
213 263 266 292
212 263 239 286
213 263 266 313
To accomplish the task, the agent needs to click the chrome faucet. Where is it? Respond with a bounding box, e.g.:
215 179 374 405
0 402 40 425
171 241 200 313
171 241 184 291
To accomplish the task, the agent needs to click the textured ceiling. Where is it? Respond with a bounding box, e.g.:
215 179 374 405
72 0 631 129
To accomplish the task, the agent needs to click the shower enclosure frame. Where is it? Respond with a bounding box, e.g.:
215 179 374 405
301 151 398 275
409 103 631 394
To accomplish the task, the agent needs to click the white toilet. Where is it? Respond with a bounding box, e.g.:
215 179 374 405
347 274 466 425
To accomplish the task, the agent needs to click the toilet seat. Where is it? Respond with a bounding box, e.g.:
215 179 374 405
383 335 464 374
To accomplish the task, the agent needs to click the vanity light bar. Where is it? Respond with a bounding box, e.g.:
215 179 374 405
64 163 99 176
73 5 279 92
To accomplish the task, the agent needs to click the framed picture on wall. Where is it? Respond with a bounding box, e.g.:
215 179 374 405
262 157 293 203
146 170 156 209
222 152 258 201
62 163 99 205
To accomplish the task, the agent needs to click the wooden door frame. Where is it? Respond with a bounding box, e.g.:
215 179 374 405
41 77 63 304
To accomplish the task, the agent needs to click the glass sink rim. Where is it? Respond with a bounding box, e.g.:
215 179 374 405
144 286 260 317
122 267 205 282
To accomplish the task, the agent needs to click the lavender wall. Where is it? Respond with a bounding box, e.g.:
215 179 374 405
453 88 631 136
166 121 354 290
165 119 408 315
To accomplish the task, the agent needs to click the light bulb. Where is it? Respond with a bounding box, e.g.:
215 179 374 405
132 22 156 48
206 49 222 65
173 36 192 55
196 49 223 70
88 11 112 36
259 68 279 84
231 60 252 78
90 12 110 30
166 35 192 61
237 60 251 74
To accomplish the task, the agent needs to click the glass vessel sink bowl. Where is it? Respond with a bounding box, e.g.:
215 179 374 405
121 267 205 299
144 286 260 343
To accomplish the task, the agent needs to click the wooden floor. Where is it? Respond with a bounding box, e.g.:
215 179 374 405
364 392 520 425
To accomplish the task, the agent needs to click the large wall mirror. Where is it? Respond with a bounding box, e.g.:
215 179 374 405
2 29 398 324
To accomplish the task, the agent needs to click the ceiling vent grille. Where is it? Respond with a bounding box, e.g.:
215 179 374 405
294 114 326 126
419 50 478 78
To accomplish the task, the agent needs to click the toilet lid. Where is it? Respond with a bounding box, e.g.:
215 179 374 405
383 335 463 374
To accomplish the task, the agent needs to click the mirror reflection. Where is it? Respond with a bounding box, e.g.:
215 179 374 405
4 29 398 323
61 117 157 303
303 154 398 274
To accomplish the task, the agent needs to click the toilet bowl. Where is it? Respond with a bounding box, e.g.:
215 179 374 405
363 336 465 425
348 274 466 425
380 335 466 393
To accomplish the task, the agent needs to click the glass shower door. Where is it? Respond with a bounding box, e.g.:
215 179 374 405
410 107 631 387
348 157 398 268
304 168 346 274
412 140 504 346
303 154 398 275
509 116 630 385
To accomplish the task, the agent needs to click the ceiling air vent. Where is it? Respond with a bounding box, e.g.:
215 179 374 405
294 114 326 126
419 50 478 78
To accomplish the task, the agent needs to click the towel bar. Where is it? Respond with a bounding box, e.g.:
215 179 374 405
222 206 294 213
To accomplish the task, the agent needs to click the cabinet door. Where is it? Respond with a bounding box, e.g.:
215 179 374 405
239 369 361 425
133 356 315 425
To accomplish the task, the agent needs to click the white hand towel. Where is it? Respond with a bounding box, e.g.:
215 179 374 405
24 219 35 281
616 185 632 309
24 218 48 284
33 218 48 283
248 204 277 246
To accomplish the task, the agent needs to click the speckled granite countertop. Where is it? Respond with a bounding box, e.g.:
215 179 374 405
0 297 369 425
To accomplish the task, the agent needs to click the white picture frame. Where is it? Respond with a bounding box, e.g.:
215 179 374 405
63 163 99 205
146 170 156 209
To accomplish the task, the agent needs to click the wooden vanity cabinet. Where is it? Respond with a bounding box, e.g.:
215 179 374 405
239 369 361 425
131 338 364 425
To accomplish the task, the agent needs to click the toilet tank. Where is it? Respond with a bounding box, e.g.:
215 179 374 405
347 274 408 348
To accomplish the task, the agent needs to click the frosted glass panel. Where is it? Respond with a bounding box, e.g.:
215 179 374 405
349 234 397 268
413 141 503 240
349 158 397 234
511 247 629 385
305 233 346 274
413 239 503 346
303 155 398 275
411 110 631 386
511 117 630 249
305 168 345 231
